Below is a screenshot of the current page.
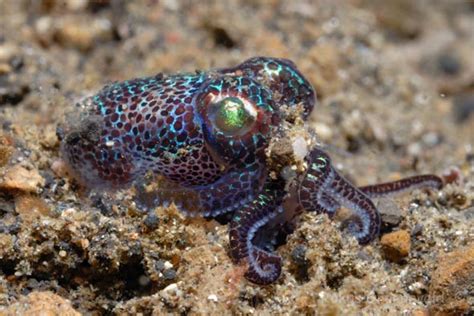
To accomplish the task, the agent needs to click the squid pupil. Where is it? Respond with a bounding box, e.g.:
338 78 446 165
215 97 251 132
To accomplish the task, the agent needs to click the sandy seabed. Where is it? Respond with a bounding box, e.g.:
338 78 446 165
0 0 473 315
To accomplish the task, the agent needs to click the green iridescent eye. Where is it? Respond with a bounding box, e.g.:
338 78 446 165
211 97 257 135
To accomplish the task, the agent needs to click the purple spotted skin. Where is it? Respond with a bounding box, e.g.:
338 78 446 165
61 57 443 285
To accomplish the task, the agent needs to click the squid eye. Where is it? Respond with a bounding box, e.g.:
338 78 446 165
208 97 257 135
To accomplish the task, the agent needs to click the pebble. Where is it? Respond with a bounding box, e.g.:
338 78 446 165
377 199 403 232
437 53 461 76
313 122 333 143
428 245 474 315
291 244 310 282
421 132 441 147
411 224 424 237
368 0 422 39
162 269 176 280
0 164 45 193
464 207 474 220
66 0 89 11
39 125 59 149
411 309 429 316
0 43 20 65
143 212 160 230
14 194 51 224
380 230 411 263
207 294 218 302
291 244 308 266
0 63 12 75
0 78 30 105
35 15 113 51
155 260 166 271
138 275 151 287
1 291 80 315
452 93 474 123
162 283 180 295
164 261 173 269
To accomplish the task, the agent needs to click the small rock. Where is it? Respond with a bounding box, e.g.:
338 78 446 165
50 159 68 178
428 245 474 316
357 250 372 261
90 195 112 216
377 198 403 232
421 132 442 147
0 42 23 75
380 230 411 263
0 63 12 75
453 93 474 123
162 269 176 280
206 25 236 49
290 244 310 282
411 308 429 316
0 164 45 193
39 125 59 149
163 261 173 269
66 0 89 11
464 207 474 220
0 78 30 105
408 281 428 296
138 275 151 287
368 0 422 39
14 194 51 224
295 294 313 311
9 55 24 71
162 283 179 294
155 259 166 271
0 43 19 63
55 16 113 51
411 224 424 237
291 245 308 266
207 294 218 302
143 212 160 230
2 291 80 315
35 15 113 51
34 16 54 46
313 122 333 142
437 53 461 76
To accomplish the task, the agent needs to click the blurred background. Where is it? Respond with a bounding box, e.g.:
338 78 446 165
1 0 472 169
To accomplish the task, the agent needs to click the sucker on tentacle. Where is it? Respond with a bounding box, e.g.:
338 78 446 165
60 56 443 285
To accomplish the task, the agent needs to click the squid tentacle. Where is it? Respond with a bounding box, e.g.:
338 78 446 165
229 180 286 285
298 148 444 244
359 174 443 198
299 148 380 244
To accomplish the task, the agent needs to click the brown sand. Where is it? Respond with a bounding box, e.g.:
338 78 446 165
0 0 473 315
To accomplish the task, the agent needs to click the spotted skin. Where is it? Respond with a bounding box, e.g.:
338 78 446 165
64 73 215 187
61 57 443 285
220 57 315 118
